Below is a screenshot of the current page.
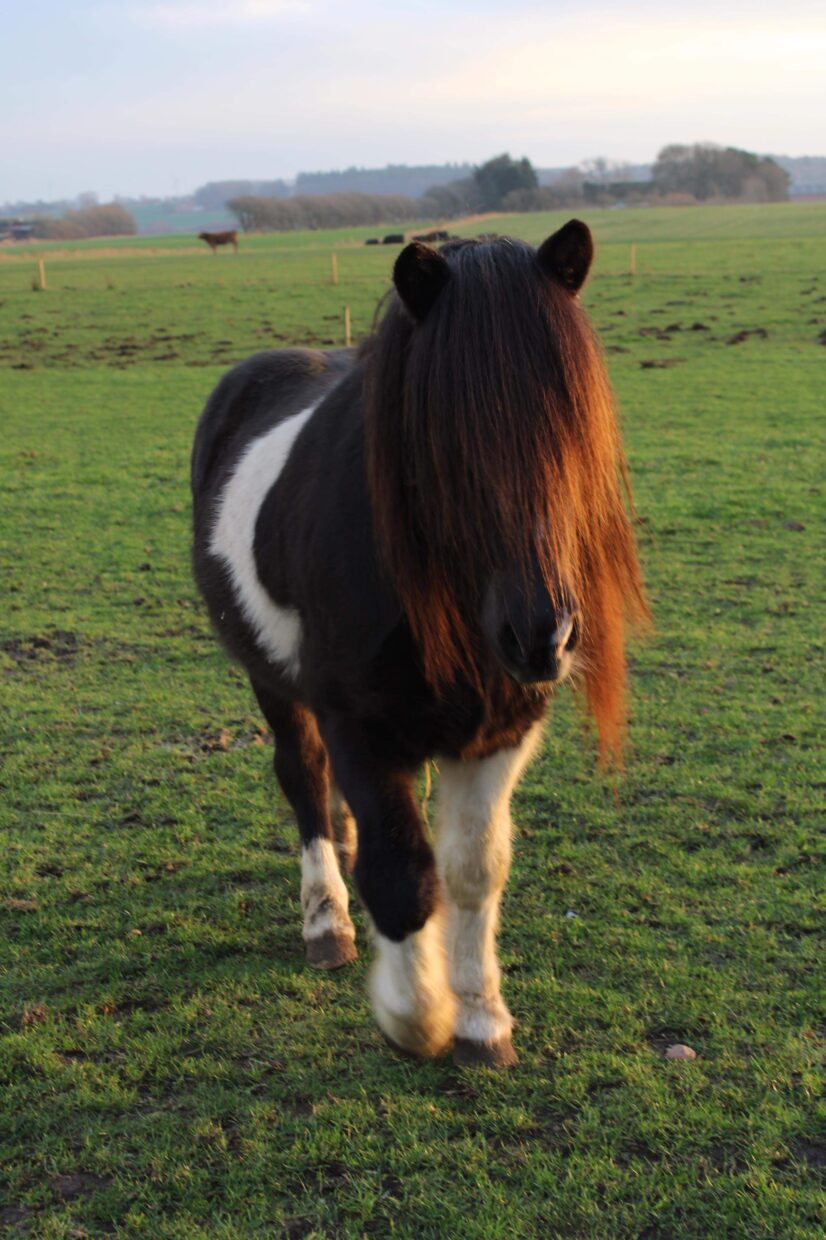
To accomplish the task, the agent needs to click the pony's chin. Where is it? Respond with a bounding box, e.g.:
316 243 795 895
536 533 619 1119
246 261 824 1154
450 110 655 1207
499 651 576 689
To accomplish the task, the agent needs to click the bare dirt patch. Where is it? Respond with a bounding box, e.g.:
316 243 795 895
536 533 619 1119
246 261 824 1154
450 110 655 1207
49 1172 112 1200
727 328 769 345
0 1206 35 1228
1 630 79 665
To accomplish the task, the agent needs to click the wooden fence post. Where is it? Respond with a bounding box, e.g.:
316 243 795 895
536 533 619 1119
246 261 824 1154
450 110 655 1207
629 244 637 276
344 305 352 347
37 259 47 290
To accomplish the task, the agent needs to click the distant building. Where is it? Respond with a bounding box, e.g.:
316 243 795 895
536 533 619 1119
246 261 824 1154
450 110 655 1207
0 219 34 240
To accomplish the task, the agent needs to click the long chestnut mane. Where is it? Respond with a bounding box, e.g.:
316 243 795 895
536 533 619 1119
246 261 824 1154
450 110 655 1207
363 228 649 759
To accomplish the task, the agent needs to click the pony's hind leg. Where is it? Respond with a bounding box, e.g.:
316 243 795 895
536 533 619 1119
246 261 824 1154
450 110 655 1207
252 683 357 969
322 720 455 1057
435 725 544 1067
329 783 357 875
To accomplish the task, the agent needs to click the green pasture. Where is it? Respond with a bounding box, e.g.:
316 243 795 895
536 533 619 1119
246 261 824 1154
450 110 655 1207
0 203 823 1237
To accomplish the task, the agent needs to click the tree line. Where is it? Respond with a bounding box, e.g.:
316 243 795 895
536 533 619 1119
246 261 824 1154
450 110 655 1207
30 202 136 240
419 146 789 216
227 192 421 233
10 144 791 241
226 144 789 234
651 144 789 202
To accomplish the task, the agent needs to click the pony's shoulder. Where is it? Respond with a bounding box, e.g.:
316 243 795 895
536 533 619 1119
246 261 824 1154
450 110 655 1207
191 347 355 499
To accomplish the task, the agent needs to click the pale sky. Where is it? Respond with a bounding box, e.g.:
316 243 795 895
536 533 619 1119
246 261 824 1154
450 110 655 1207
3 0 825 202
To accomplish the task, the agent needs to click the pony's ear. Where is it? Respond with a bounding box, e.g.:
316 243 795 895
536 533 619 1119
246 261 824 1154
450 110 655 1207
536 220 594 294
393 242 450 321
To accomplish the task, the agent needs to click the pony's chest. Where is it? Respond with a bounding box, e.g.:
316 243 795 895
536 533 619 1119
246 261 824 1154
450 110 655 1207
457 681 550 761
326 634 549 764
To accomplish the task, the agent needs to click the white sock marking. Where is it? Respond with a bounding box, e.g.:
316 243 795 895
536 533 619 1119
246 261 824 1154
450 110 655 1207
436 724 543 1046
300 838 355 944
370 912 455 1056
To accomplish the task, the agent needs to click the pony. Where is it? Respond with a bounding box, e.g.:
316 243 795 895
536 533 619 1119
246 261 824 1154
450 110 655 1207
198 230 239 254
191 222 648 1067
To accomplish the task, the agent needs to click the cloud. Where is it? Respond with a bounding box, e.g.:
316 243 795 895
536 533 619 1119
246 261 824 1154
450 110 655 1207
130 0 310 30
426 14 826 111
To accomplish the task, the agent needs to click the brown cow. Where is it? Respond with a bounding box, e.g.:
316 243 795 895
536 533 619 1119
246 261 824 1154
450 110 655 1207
198 230 239 254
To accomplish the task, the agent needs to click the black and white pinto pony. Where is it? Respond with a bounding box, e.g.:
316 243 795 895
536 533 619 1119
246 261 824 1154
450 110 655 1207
192 222 648 1067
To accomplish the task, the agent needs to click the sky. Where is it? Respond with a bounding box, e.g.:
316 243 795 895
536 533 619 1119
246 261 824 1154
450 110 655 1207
3 0 825 202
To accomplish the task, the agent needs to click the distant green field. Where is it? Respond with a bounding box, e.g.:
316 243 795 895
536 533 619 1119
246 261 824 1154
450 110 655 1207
1 204 823 1238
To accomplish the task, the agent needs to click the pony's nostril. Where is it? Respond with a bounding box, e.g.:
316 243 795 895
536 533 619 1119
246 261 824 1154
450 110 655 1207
499 623 522 663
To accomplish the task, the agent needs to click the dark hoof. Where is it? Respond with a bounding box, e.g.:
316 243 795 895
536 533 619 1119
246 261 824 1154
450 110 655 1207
305 932 358 969
453 1035 518 1069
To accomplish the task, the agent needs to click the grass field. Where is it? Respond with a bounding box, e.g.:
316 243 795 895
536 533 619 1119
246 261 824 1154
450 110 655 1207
1 203 823 1238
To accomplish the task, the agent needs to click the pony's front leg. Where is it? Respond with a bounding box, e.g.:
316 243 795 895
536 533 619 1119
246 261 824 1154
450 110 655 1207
368 903 454 1059
436 726 543 1068
323 723 455 1057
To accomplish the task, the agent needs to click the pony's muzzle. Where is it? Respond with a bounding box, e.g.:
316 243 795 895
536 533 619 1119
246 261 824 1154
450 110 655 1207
482 564 580 687
496 609 579 684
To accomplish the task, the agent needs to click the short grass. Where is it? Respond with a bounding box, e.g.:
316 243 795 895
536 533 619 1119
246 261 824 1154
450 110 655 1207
0 204 824 1238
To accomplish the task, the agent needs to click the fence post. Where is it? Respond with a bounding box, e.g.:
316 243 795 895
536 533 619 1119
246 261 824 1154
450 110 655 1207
629 244 637 276
344 305 352 347
37 259 47 290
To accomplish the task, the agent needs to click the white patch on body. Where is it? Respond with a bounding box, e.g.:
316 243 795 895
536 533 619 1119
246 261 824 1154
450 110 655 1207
370 911 456 1057
435 724 544 1046
300 837 355 946
209 402 318 676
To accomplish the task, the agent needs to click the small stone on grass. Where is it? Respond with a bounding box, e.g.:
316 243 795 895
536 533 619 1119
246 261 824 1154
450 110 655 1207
665 1043 697 1060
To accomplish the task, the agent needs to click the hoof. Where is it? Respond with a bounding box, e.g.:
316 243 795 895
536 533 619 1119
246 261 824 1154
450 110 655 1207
372 999 454 1060
305 931 358 969
376 1020 452 1060
453 1035 518 1069
379 1027 439 1061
